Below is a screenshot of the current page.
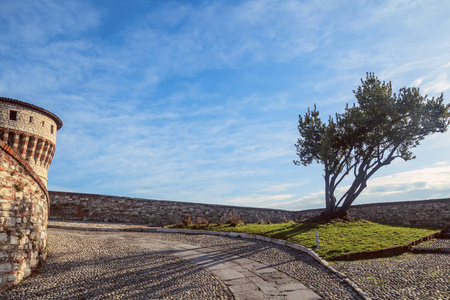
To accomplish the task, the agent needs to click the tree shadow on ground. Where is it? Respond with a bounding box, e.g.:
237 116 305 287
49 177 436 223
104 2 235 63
0 236 233 300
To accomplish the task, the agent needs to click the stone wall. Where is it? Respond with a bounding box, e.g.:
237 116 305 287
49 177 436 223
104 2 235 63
292 199 450 228
49 192 298 225
0 142 49 292
349 199 449 228
49 191 449 228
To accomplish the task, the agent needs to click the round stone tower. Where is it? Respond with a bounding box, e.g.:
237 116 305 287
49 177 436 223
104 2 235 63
0 97 62 291
0 97 63 186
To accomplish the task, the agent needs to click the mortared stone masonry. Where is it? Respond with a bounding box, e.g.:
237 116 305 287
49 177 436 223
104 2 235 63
0 97 62 292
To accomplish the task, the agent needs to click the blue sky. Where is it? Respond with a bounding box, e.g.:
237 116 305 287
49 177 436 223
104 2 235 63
1 0 449 210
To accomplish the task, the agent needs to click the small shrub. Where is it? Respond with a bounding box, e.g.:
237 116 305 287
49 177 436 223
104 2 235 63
176 215 193 227
224 211 244 227
257 217 272 224
196 217 211 227
281 216 292 223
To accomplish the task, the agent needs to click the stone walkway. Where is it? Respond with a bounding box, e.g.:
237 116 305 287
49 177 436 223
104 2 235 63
1 221 362 299
2 221 448 299
64 230 322 299
47 221 364 299
123 235 321 299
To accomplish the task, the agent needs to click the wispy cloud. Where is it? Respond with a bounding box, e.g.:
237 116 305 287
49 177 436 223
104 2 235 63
1 0 448 208
261 181 311 193
362 166 450 196
423 73 450 94
228 194 297 206
268 166 450 210
0 0 100 44
267 191 324 210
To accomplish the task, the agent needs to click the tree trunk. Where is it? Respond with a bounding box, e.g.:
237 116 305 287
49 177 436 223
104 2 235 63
324 169 336 215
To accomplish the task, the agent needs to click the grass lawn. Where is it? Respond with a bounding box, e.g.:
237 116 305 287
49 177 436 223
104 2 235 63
171 221 441 259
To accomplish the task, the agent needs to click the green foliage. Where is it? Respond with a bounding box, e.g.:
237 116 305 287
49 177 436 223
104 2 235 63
173 221 440 259
176 215 193 228
223 211 245 226
191 217 211 229
294 73 450 218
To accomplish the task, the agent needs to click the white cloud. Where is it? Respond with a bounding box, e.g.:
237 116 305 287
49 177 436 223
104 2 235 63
363 166 450 195
411 77 424 87
6 1 450 209
261 181 310 193
423 73 450 94
267 191 324 210
131 189 156 195
0 0 100 44
228 194 296 206
266 166 450 210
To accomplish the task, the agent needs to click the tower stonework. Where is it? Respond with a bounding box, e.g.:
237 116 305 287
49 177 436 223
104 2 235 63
0 97 62 186
0 97 62 292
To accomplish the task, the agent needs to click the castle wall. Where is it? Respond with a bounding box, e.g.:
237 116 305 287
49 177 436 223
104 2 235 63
49 191 449 228
0 97 60 292
348 199 449 227
49 192 298 225
0 143 49 292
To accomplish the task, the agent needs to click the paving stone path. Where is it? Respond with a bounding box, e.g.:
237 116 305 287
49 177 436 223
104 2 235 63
2 221 361 299
127 236 322 299
2 221 448 299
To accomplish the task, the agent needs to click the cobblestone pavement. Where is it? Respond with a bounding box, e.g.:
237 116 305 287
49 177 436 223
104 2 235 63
332 240 450 300
3 221 448 299
412 238 450 252
2 225 360 300
102 231 360 299
0 229 233 300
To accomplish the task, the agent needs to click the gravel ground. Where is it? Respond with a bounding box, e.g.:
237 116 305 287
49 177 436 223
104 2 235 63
412 238 450 251
110 231 361 300
331 251 450 300
0 229 233 300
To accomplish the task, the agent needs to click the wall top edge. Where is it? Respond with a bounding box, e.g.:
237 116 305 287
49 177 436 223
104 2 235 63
350 198 450 208
0 96 63 130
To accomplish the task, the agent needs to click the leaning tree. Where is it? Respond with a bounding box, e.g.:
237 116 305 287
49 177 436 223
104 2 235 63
294 73 449 221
